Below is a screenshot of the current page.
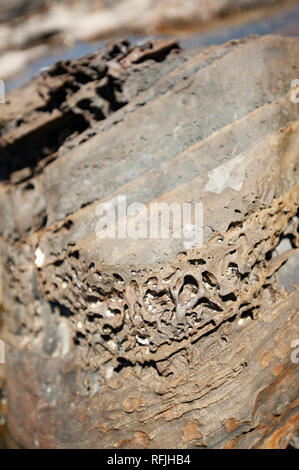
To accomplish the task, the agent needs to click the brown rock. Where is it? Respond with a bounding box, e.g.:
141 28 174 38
134 430 150 447
122 396 143 413
0 35 298 449
183 421 203 443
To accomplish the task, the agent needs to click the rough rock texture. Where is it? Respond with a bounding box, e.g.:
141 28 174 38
0 35 299 449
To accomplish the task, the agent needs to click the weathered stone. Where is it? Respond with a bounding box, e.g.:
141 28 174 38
0 35 298 448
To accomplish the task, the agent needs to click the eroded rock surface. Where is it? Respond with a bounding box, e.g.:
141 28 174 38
0 35 298 449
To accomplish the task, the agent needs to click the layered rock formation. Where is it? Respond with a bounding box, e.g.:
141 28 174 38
0 35 298 448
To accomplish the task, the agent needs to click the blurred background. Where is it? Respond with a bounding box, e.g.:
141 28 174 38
0 0 299 449
0 0 299 91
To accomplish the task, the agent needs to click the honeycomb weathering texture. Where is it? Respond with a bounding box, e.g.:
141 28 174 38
0 35 298 448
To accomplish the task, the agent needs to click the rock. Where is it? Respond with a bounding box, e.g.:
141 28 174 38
0 35 298 449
